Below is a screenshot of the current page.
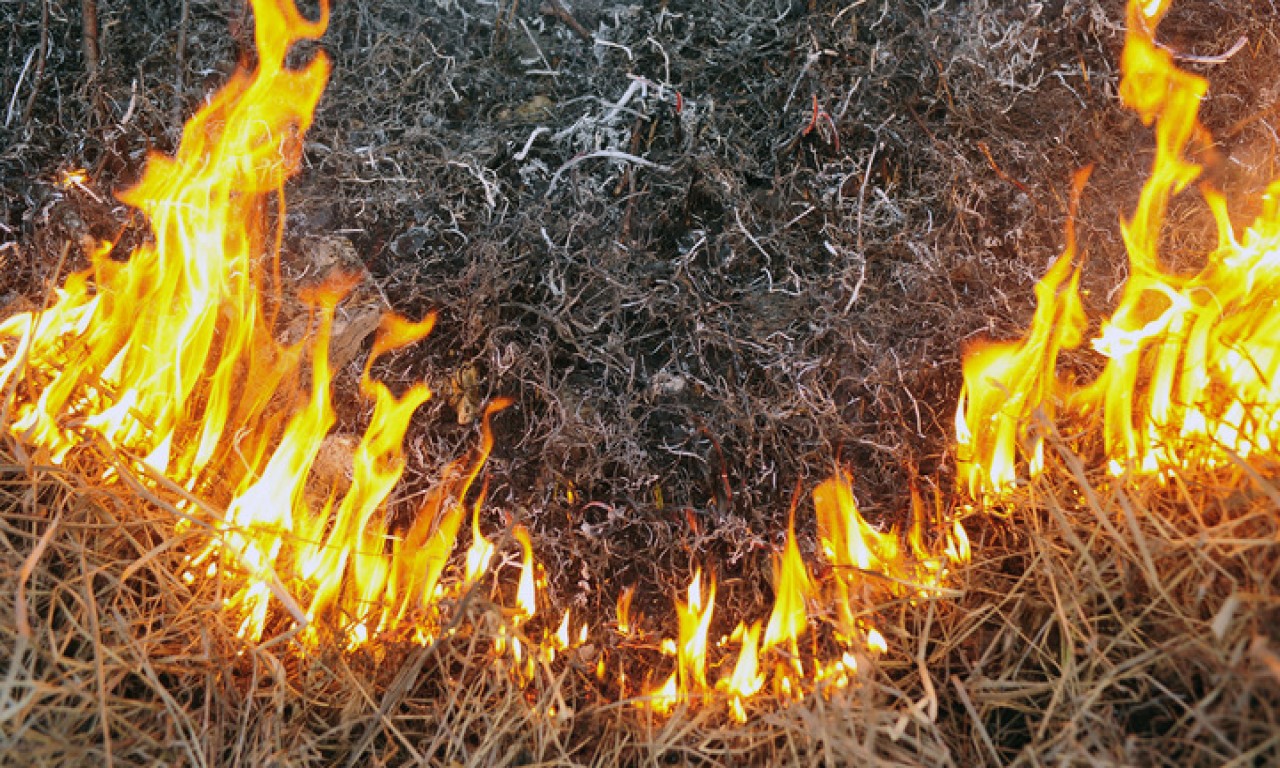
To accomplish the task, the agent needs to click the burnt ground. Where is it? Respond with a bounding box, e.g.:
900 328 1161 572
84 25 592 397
3 0 1280 686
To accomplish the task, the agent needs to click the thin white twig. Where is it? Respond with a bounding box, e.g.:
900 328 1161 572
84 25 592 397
4 47 37 128
545 150 671 198
514 126 550 161
1167 35 1247 65
733 207 774 265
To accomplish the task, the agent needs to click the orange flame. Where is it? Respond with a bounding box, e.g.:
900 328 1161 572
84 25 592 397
2 0 982 724
718 621 763 722
0 0 515 648
957 0 1280 496
645 468 968 718
616 585 635 635
956 168 1090 497
647 569 716 713
761 511 810 655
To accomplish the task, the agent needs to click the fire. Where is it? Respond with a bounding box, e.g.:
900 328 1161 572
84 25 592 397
644 471 968 718
958 0 1280 497
514 525 538 619
615 584 635 635
719 621 763 722
2 0 978 725
0 0 514 648
760 510 811 655
648 569 716 714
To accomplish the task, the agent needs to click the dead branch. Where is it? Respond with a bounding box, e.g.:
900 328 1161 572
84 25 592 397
81 0 100 81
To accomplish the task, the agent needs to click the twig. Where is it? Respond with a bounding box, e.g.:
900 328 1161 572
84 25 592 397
493 0 519 47
951 675 1002 766
81 0 100 81
540 0 592 43
617 116 645 238
345 583 488 767
545 150 671 198
21 0 50 125
514 126 550 161
174 0 190 126
1166 35 1247 65
1251 637 1280 685
4 46 37 128
732 206 774 265
16 509 62 641
79 549 114 768
977 140 1030 196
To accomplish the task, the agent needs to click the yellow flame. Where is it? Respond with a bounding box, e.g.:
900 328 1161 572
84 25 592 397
616 585 635 635
0 0 519 648
815 470 901 575
761 512 810 654
718 621 763 723
1 0 988 721
554 608 572 650
513 525 537 620
678 571 715 694
642 467 969 719
464 495 494 586
865 627 887 655
644 569 716 711
955 169 1090 498
957 0 1280 495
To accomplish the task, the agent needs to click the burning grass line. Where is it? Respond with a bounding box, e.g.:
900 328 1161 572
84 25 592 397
99 442 313 634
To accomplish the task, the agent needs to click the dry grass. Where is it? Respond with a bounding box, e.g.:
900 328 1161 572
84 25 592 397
0 427 1276 766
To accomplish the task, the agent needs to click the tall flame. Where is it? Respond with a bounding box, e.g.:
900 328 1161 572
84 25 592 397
0 0 510 646
958 0 1280 496
761 510 810 655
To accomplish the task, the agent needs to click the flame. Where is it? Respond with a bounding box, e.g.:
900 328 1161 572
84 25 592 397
553 608 572 650
760 511 810 654
956 169 1090 497
718 621 763 723
0 0 518 648
1 0 983 723
616 585 635 635
958 0 1280 496
514 525 537 620
815 470 968 653
644 469 968 719
464 489 495 586
647 569 716 713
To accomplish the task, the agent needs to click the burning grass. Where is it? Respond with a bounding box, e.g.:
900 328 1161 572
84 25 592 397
1 429 1276 764
1 0 1279 764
